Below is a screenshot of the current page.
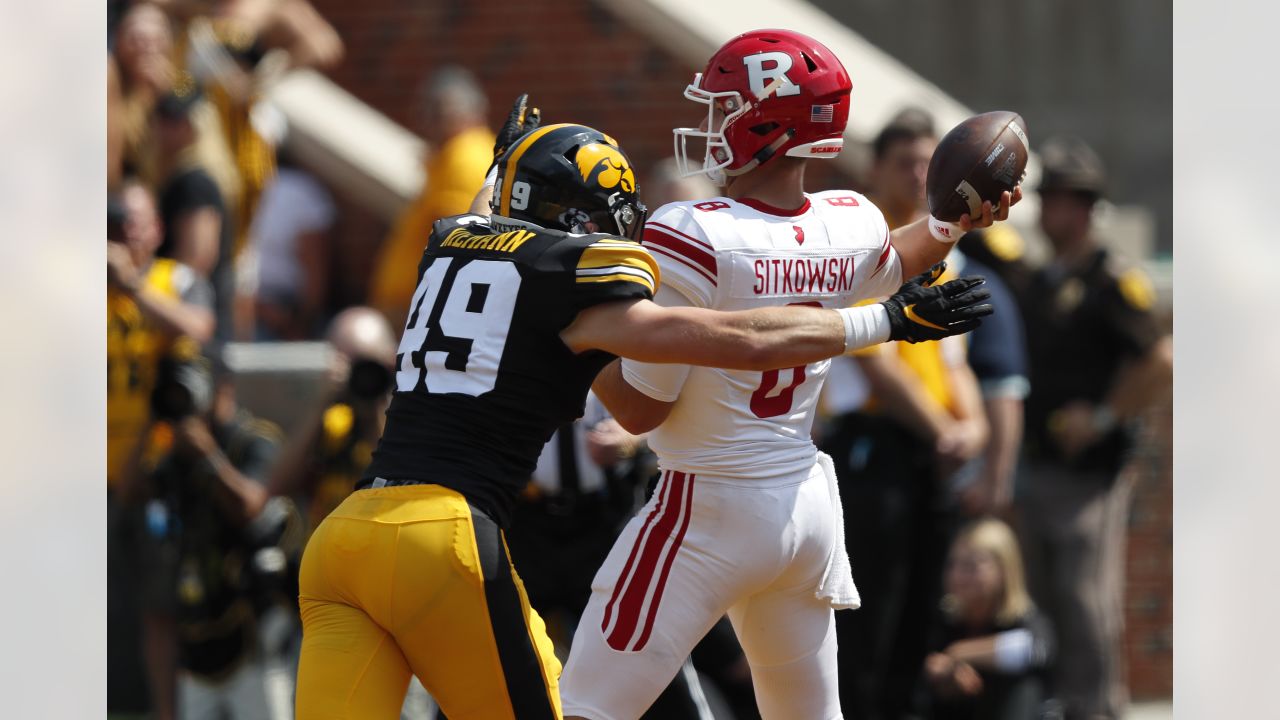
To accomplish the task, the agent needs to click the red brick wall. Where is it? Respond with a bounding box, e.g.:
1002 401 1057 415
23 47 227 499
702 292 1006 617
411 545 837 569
1124 397 1173 698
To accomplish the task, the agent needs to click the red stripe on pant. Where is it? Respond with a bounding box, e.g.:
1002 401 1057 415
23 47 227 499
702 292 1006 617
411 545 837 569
632 474 695 651
602 470 673 634
604 471 691 651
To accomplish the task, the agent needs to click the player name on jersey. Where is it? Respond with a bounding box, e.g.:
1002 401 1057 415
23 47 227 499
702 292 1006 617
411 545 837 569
741 252 859 298
439 226 536 253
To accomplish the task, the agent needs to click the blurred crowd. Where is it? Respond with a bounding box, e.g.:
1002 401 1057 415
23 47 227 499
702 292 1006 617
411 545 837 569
105 3 1171 719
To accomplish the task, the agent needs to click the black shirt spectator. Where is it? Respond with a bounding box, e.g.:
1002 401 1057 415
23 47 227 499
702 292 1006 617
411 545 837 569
919 518 1056 720
925 608 1055 720
1019 247 1162 474
159 164 234 345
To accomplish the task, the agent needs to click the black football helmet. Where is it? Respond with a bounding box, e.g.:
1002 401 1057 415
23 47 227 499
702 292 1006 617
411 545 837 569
491 123 647 240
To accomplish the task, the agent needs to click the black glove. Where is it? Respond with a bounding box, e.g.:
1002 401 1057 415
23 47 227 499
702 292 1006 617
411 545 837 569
490 93 542 172
882 262 993 343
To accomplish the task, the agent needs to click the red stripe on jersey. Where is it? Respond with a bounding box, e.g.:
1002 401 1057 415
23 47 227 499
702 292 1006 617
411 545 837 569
647 221 714 252
874 233 892 273
632 474 695 651
603 471 671 635
605 472 689 651
647 243 717 286
644 225 719 279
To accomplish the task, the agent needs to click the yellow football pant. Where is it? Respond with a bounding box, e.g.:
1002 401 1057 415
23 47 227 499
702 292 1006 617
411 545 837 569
295 484 562 719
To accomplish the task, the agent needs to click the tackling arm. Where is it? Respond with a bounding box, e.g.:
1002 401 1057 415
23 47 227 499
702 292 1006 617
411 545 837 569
562 297 846 371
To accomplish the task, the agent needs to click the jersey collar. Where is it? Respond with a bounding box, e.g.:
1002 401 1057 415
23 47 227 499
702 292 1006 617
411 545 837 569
735 197 812 218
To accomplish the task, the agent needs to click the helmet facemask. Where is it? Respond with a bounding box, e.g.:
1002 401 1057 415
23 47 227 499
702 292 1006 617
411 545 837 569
672 73 749 185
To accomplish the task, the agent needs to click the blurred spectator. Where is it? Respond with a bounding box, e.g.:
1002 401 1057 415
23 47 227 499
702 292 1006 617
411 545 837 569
108 178 216 718
369 66 495 327
112 2 179 187
134 356 302 720
267 307 396 529
160 0 344 338
110 178 218 496
110 54 126 191
1014 137 1172 720
154 80 236 343
949 245 1030 519
644 157 718 208
866 106 937 229
177 0 344 260
820 110 990 720
919 518 1055 720
246 151 337 340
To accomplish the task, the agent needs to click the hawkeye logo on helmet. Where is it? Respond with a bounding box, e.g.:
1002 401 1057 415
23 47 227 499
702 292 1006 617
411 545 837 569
743 52 801 98
576 143 636 193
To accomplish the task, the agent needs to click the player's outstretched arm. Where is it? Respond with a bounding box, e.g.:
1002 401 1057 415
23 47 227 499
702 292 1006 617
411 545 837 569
563 297 846 370
892 188 1021 279
563 271 992 368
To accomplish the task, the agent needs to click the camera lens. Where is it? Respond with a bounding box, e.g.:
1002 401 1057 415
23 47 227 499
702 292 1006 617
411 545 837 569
347 358 393 399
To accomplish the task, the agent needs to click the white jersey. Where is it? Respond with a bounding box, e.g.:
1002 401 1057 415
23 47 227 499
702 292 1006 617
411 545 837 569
622 192 903 483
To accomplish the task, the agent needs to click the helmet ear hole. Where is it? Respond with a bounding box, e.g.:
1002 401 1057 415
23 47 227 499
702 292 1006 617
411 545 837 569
749 122 780 136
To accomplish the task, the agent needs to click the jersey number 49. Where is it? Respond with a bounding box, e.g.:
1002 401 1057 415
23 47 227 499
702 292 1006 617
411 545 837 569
396 258 520 396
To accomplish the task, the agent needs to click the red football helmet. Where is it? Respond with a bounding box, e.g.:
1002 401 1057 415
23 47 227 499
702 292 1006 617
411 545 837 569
673 29 852 184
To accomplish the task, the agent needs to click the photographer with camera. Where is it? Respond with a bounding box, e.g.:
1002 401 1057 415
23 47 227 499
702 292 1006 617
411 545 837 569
136 354 301 720
267 307 398 529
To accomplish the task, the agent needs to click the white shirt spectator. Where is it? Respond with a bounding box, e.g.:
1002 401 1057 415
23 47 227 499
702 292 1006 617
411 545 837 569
251 167 335 303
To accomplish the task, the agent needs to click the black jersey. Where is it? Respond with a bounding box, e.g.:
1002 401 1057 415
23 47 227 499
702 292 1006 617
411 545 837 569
362 214 659 526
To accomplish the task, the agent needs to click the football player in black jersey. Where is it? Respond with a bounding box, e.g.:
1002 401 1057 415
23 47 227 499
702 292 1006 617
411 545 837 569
294 116 995 719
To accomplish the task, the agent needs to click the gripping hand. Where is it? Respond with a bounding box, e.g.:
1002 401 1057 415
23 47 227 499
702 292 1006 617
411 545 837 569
882 262 993 343
490 93 542 171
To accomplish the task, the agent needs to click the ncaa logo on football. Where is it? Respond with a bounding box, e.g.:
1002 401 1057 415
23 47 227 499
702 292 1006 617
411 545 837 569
743 52 801 98
575 143 636 193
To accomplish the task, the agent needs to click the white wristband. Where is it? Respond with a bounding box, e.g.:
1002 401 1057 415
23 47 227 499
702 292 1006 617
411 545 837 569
837 304 892 353
928 216 962 243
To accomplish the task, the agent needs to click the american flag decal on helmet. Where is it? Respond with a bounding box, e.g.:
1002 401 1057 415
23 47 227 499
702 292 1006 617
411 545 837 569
810 104 834 122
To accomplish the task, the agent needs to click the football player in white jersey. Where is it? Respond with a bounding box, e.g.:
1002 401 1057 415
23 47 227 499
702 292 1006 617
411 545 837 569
560 30 1020 720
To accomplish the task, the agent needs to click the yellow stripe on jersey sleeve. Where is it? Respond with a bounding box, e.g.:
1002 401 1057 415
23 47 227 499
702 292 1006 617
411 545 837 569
576 243 660 294
576 272 656 294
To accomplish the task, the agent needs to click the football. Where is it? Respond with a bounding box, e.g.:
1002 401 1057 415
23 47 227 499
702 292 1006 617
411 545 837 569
926 111 1029 222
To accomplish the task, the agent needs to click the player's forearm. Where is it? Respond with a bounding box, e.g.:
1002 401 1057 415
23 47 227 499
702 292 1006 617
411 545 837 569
567 299 882 370
890 216 952 280
667 305 847 370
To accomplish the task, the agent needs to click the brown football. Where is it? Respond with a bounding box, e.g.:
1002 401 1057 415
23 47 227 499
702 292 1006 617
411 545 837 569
926 110 1029 222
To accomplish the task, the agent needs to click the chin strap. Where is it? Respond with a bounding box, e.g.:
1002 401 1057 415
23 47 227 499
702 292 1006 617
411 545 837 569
726 129 796 178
